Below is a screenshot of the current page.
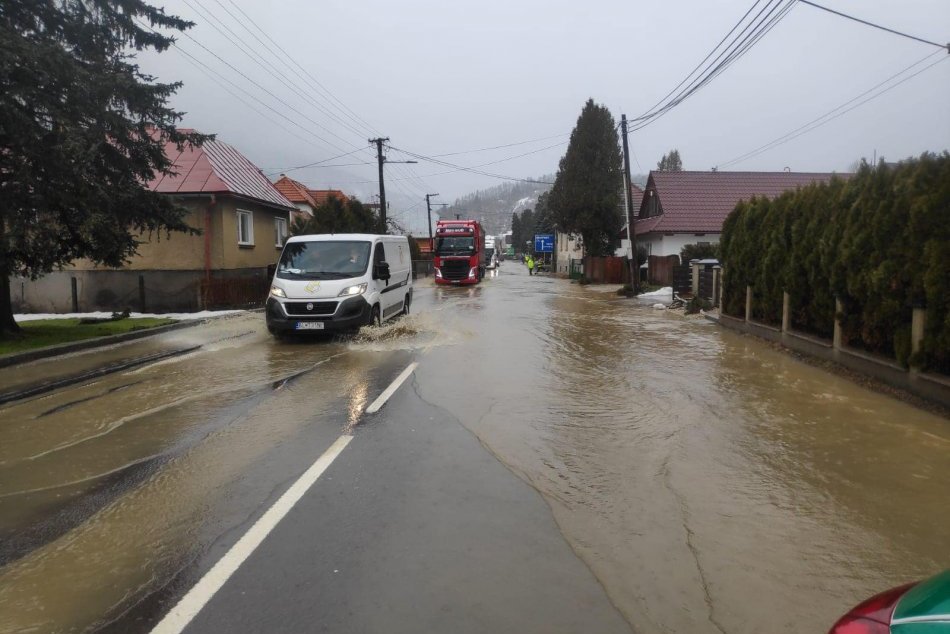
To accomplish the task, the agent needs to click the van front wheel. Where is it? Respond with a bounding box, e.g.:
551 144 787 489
368 304 381 327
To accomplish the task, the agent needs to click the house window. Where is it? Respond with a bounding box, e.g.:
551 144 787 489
274 217 288 247
237 210 254 246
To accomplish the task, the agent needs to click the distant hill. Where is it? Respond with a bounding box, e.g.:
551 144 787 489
443 172 648 236
442 177 555 236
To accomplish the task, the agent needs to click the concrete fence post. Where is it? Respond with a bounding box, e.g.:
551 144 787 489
138 275 146 313
691 260 700 295
712 266 722 308
745 286 752 322
71 277 79 313
782 291 790 333
718 267 724 310
911 307 927 369
833 297 843 351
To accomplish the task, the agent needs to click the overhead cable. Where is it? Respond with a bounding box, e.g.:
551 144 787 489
717 51 949 168
797 0 949 51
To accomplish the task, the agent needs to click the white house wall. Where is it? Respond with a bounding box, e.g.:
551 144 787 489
640 233 720 259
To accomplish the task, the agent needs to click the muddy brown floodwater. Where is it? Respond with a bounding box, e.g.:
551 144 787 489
413 266 950 633
0 266 947 634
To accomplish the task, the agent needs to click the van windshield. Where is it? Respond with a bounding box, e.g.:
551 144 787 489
276 240 371 280
436 236 475 256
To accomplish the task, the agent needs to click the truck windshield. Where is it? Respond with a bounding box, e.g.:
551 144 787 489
276 240 371 280
436 236 475 256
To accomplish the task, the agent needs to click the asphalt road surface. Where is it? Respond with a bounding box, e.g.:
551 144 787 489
1 264 948 633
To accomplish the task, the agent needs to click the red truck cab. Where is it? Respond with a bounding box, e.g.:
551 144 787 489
434 220 484 285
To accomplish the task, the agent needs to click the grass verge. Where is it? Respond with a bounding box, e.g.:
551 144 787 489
0 318 176 356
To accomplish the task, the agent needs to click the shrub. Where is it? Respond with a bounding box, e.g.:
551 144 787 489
719 153 950 373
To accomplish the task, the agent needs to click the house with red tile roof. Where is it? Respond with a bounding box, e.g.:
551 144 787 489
17 132 298 313
633 170 844 260
273 175 349 222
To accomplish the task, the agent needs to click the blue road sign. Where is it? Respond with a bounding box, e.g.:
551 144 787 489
534 234 554 253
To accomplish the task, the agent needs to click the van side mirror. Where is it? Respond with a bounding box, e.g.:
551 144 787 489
375 261 391 282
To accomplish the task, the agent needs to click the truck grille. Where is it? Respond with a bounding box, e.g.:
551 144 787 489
284 301 337 316
440 260 470 281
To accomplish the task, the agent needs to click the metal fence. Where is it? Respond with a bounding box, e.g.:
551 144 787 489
569 259 584 280
412 260 434 279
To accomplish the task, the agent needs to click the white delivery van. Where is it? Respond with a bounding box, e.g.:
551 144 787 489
266 233 412 335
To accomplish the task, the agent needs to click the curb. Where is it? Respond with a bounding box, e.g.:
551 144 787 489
0 345 203 406
0 311 255 369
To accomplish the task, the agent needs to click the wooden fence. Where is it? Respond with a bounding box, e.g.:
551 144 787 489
647 255 680 285
583 256 630 284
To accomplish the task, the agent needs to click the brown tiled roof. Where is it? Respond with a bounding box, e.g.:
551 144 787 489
274 176 318 207
630 183 644 203
149 132 294 211
307 189 348 206
634 170 845 235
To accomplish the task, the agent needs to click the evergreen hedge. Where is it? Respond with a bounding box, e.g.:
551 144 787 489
720 153 950 374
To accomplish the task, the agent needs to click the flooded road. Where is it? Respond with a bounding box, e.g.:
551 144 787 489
414 267 950 633
0 265 947 633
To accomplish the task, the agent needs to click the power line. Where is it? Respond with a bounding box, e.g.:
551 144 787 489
424 133 571 158
139 21 359 159
181 0 370 149
632 0 773 125
196 0 436 197
223 0 383 138
265 148 370 176
139 21 380 190
717 51 949 168
171 30 362 157
630 0 797 133
797 0 949 51
194 0 374 142
218 0 441 196
387 144 560 184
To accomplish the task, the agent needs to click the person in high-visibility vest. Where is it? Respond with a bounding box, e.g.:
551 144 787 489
526 255 535 276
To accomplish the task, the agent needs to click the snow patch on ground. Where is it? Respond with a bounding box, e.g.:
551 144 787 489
14 310 246 323
638 287 673 298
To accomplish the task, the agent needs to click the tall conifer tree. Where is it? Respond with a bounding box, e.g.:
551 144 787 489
549 99 622 257
0 0 208 333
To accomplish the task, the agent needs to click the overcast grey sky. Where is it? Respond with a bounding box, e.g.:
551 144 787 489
140 0 950 232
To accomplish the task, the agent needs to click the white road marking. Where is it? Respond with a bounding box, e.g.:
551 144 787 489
365 362 419 413
150 434 353 634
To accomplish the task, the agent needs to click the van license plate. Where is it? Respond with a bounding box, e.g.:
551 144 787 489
295 322 324 330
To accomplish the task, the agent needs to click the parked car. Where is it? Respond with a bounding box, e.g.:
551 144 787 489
828 570 950 633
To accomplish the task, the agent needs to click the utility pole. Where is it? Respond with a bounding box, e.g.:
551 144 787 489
370 137 389 233
620 114 639 293
425 193 439 250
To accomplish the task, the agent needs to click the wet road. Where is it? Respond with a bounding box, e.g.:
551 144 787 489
0 265 948 633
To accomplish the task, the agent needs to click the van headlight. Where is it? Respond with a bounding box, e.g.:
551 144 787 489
270 285 287 298
338 283 368 297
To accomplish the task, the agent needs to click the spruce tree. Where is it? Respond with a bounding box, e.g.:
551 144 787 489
0 0 208 334
549 99 623 257
657 149 683 171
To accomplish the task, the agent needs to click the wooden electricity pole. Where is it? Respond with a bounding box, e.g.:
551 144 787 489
620 114 639 293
